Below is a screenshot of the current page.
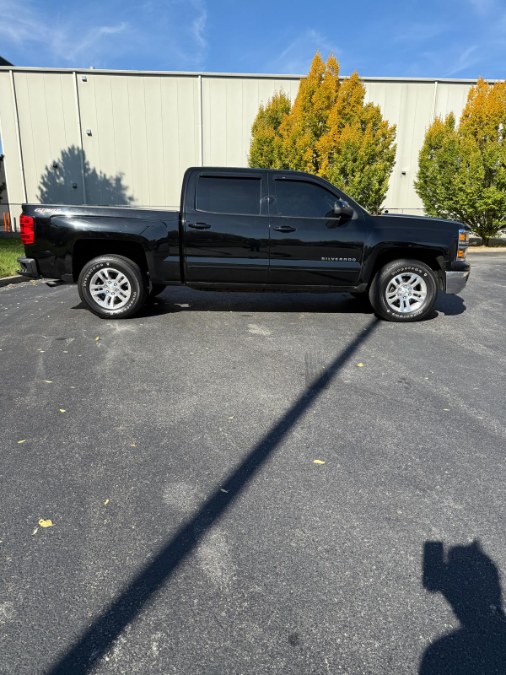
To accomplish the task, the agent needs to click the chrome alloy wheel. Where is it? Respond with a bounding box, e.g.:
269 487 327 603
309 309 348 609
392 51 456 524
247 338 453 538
89 267 132 310
385 272 428 313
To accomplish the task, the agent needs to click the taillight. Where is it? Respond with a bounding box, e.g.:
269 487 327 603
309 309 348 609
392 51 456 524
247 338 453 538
20 215 35 245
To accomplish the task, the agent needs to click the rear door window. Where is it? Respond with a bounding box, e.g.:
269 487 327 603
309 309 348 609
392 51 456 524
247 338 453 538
196 176 261 215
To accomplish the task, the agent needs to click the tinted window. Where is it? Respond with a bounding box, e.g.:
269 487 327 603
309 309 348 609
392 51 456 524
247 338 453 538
197 176 261 215
274 179 338 218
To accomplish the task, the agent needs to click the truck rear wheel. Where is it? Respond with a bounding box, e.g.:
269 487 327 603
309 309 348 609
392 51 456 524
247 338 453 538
78 255 146 319
369 259 438 322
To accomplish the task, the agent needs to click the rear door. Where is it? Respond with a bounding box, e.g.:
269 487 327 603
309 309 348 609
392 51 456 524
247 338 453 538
183 170 269 284
268 175 364 286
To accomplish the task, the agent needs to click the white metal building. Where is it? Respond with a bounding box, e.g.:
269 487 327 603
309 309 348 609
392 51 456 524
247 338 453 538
0 67 478 225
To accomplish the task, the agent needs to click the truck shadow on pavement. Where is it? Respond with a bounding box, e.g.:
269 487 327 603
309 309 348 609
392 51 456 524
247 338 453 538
72 290 376 317
150 290 375 316
140 288 465 319
71 288 465 321
420 539 506 674
433 292 466 317
135 288 464 320
46 318 380 674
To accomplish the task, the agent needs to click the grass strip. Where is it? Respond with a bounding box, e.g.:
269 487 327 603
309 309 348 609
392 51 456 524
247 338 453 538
0 238 24 278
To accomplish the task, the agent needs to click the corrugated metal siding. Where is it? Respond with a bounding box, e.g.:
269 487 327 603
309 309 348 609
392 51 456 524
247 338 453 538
76 73 200 208
202 76 300 169
0 71 25 207
0 68 476 215
12 71 82 205
364 80 471 213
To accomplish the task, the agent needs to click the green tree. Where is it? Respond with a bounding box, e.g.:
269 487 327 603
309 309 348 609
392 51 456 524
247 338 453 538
248 53 397 213
415 78 506 245
248 92 291 169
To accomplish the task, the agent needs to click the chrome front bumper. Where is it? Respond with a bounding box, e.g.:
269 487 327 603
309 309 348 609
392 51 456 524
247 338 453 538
445 270 470 294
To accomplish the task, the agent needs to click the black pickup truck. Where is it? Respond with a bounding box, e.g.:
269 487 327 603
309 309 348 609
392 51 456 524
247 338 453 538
18 166 470 322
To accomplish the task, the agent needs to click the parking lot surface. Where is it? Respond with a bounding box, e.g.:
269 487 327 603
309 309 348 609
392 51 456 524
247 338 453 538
1 253 505 674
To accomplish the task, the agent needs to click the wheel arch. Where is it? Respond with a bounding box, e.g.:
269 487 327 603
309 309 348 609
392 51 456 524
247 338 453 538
366 247 446 290
72 239 148 282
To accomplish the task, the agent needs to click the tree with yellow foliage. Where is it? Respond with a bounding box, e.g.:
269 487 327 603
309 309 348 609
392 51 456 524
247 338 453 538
248 92 291 169
415 78 506 244
248 53 396 212
317 73 396 213
278 53 340 173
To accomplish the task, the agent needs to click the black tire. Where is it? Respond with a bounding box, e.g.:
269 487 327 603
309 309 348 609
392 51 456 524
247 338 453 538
78 254 146 319
369 259 438 322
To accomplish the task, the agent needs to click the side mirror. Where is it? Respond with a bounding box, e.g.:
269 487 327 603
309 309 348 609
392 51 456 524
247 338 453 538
333 200 354 220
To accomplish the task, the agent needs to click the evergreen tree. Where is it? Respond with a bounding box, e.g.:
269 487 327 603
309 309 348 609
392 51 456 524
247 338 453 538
415 78 506 244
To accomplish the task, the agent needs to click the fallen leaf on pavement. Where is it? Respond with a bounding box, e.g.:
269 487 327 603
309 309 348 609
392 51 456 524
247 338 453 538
17 439 26 444
103 499 110 506
357 362 364 368
59 408 66 413
313 459 326 465
38 519 54 528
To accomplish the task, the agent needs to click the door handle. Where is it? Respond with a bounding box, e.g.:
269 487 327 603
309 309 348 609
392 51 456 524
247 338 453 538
188 222 211 230
273 225 296 232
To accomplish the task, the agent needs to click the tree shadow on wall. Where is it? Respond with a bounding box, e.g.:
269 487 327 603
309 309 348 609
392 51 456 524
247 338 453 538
37 146 134 206
421 540 506 674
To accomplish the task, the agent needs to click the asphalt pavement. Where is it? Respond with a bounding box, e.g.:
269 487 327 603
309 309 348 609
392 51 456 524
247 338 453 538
1 253 505 674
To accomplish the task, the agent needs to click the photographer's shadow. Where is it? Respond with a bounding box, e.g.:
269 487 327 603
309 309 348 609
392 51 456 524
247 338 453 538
421 540 506 674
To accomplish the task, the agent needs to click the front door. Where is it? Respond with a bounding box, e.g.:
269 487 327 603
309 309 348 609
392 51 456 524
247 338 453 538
268 175 364 286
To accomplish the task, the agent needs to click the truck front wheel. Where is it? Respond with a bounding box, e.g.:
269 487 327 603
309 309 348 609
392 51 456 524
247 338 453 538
369 259 438 322
78 255 147 319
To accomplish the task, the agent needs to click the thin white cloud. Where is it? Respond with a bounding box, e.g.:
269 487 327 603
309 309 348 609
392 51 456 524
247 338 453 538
190 0 208 52
0 0 208 70
51 23 129 65
468 0 496 14
272 29 341 74
444 45 480 77
0 1 128 66
0 0 39 44
393 22 446 44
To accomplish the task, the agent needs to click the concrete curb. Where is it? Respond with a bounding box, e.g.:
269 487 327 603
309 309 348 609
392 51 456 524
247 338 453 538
468 247 506 253
0 275 27 288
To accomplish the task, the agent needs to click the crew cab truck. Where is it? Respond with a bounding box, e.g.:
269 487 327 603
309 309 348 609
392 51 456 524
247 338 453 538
18 167 470 322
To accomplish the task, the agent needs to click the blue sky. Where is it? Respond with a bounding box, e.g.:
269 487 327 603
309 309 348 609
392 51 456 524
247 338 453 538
0 0 505 79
